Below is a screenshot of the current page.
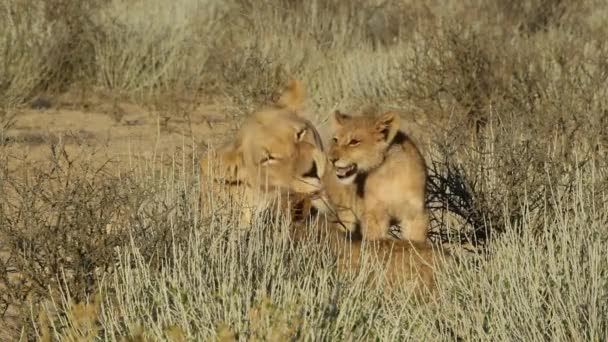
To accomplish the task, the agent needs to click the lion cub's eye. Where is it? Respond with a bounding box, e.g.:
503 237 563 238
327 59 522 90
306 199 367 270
296 128 307 141
348 139 360 146
331 137 338 143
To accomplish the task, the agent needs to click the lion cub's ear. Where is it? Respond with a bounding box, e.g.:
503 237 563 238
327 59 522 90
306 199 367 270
332 110 351 127
375 111 400 142
276 78 305 111
200 141 246 185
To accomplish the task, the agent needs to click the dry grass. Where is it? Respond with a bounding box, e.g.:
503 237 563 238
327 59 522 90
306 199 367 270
3 148 604 340
1 0 608 340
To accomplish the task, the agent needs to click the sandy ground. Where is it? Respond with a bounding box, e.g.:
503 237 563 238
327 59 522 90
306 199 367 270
2 96 238 168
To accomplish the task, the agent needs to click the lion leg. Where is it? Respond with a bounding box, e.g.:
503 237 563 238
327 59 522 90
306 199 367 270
399 205 429 243
362 206 392 241
331 207 360 233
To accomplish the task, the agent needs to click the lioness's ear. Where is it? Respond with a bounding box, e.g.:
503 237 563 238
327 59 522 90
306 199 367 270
276 78 305 111
375 111 400 142
200 141 245 185
332 110 351 127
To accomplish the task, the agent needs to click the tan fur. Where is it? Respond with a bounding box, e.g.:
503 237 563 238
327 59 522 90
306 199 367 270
331 235 439 295
327 110 429 242
291 218 440 295
200 79 326 225
198 82 440 294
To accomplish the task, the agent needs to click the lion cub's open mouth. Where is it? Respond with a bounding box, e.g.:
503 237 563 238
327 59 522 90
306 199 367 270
335 164 357 184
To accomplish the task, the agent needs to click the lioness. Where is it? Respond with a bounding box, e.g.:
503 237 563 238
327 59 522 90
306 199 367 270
327 110 429 242
200 79 325 225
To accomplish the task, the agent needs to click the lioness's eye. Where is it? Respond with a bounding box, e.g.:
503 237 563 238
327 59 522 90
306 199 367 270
260 155 275 165
349 139 360 146
332 137 338 143
296 128 307 141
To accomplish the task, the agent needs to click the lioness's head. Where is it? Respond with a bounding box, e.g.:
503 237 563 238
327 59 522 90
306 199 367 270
328 110 400 184
205 79 326 199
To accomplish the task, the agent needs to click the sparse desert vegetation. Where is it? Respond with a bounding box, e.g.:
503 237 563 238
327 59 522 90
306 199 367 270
1 0 607 340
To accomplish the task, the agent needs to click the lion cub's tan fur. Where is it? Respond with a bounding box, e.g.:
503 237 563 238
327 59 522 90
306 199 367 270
327 110 429 242
200 79 325 225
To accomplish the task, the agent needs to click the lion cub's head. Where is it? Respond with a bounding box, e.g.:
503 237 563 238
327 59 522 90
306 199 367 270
328 110 400 184
203 79 326 200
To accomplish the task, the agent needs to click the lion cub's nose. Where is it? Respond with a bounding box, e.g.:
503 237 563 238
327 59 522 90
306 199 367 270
329 156 338 164
303 160 320 179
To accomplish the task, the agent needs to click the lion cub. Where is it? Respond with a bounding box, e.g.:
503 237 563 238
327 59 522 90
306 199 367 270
327 110 429 242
